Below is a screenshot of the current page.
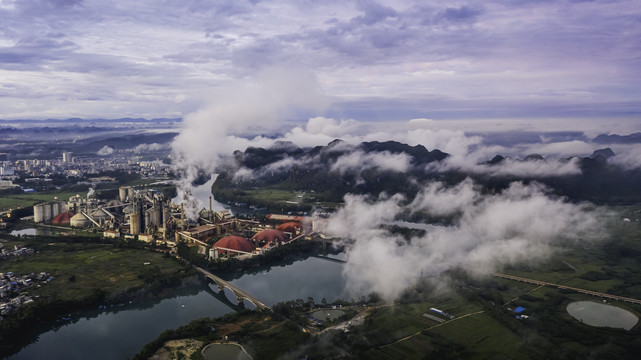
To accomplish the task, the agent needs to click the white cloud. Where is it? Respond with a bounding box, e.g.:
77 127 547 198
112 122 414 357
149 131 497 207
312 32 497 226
305 116 360 137
609 144 641 170
410 178 480 216
0 1 639 124
327 180 606 300
523 140 597 157
97 145 114 155
330 150 412 175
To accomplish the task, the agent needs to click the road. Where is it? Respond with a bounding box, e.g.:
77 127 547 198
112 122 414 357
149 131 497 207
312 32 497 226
493 273 641 305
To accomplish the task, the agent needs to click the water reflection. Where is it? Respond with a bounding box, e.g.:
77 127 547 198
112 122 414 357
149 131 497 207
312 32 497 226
9 283 233 360
228 256 349 305
10 228 52 236
172 174 228 212
10 254 347 360
566 301 639 330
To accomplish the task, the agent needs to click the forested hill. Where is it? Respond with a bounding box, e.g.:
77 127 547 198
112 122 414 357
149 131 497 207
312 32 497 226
212 140 641 209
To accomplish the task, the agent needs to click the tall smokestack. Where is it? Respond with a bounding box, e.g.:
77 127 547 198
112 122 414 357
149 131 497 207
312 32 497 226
209 196 213 221
180 203 185 230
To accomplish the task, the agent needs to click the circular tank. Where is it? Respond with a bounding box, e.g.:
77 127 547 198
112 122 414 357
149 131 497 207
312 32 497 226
91 208 110 221
42 203 52 222
33 204 45 223
119 187 127 202
70 213 91 228
130 213 140 235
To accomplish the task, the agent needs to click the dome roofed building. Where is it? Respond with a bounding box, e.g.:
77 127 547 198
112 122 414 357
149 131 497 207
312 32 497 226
252 229 288 245
276 222 301 234
212 236 255 254
70 213 91 228
91 208 110 221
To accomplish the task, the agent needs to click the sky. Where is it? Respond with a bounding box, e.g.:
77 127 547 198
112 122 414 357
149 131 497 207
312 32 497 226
1 0 640 130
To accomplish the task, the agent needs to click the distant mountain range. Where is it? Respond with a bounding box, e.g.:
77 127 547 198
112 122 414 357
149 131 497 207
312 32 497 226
0 117 181 124
593 132 641 144
0 124 178 159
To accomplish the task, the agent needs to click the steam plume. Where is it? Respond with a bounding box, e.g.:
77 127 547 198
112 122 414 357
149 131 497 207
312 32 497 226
170 67 327 219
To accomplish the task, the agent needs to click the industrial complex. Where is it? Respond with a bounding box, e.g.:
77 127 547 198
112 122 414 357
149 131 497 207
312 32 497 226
31 187 317 261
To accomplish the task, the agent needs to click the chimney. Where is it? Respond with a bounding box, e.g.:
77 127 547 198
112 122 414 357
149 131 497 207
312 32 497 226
180 203 185 230
209 196 213 221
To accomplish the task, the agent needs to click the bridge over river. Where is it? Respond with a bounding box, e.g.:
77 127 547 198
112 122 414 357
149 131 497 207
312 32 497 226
194 266 271 310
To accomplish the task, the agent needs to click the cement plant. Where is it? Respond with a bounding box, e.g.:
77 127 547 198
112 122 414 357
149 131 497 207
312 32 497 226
31 186 315 261
2 120 641 360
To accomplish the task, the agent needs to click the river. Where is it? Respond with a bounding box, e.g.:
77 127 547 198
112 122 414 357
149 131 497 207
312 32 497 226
9 176 349 359
9 255 348 360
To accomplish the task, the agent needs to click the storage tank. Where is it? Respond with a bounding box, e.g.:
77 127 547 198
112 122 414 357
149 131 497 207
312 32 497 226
51 201 62 219
144 211 150 230
119 187 127 202
33 203 46 223
70 213 91 228
42 203 52 222
127 187 135 201
130 213 140 235
91 208 110 222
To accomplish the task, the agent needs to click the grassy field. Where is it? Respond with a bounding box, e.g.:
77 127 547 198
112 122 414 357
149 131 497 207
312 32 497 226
362 300 523 360
0 191 80 211
0 242 187 300
426 312 526 359
239 188 342 209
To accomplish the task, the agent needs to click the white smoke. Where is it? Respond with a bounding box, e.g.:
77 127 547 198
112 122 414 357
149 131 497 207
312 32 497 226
133 143 168 154
97 145 114 156
170 66 327 219
326 180 607 300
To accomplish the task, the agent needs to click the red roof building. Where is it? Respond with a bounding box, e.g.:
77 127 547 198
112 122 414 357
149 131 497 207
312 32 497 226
252 229 288 245
212 236 254 254
276 222 301 234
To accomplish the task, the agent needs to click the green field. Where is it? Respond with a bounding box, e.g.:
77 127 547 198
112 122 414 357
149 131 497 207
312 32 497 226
0 191 80 211
0 242 187 300
239 189 342 209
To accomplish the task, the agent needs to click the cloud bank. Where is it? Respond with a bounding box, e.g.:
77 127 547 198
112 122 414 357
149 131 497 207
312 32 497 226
325 180 607 300
1 0 640 126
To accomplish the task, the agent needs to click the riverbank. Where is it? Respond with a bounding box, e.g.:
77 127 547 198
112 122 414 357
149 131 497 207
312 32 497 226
0 240 196 358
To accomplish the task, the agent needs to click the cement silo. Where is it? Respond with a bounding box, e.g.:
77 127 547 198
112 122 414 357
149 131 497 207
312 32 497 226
42 203 52 222
130 213 140 235
119 187 127 202
34 203 46 223
127 187 135 201
51 200 66 219
144 211 150 231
